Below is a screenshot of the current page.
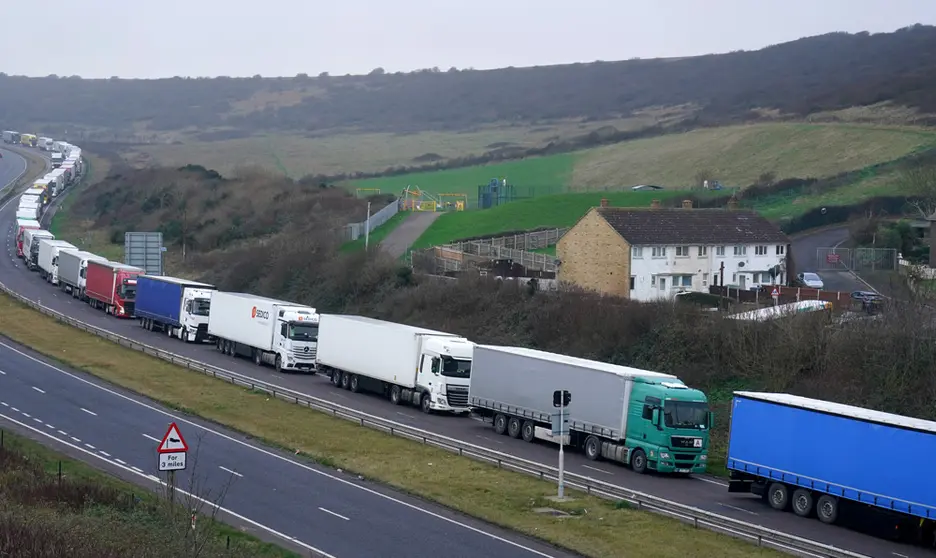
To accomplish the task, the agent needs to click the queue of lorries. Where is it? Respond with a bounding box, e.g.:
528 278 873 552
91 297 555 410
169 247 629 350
6 138 934 546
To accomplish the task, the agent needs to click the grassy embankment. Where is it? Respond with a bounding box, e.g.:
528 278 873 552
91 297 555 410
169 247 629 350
0 428 295 557
0 293 782 558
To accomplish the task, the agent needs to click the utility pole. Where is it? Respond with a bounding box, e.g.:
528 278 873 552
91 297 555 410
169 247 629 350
364 202 372 250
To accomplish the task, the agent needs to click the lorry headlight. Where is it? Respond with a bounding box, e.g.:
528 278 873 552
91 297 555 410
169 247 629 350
659 452 670 460
699 454 707 461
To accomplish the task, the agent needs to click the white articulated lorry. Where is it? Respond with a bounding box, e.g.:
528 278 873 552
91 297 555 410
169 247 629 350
58 249 106 300
23 229 54 271
37 239 77 284
208 292 318 373
316 315 474 414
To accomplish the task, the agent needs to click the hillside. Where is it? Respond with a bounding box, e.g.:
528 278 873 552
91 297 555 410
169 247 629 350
2 26 935 141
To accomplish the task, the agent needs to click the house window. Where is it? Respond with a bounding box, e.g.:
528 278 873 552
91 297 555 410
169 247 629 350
675 246 690 257
715 246 725 256
776 245 785 255
732 273 738 283
651 275 656 287
659 277 667 290
702 273 709 286
755 245 767 256
652 246 666 258
698 246 708 257
632 246 643 258
674 275 692 287
630 276 635 290
733 245 747 256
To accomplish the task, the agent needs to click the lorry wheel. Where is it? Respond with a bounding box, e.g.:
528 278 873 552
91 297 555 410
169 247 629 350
420 393 432 414
631 448 648 474
216 339 223 352
493 414 508 435
792 489 814 517
349 375 360 393
816 495 839 524
389 385 402 405
507 417 521 438
253 350 262 366
180 327 188 342
331 370 342 387
584 436 601 461
340 372 351 390
275 356 283 373
767 482 790 511
521 421 535 442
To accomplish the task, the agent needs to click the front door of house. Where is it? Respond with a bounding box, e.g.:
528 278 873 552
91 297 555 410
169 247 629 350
739 274 746 289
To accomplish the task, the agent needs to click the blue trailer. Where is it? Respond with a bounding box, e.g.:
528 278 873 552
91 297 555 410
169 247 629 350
727 391 936 544
135 275 216 343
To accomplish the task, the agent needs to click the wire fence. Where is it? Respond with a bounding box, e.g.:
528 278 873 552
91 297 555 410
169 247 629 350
341 201 399 242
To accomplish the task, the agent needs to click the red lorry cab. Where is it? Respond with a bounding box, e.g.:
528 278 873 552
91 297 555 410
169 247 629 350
15 219 41 258
84 260 144 318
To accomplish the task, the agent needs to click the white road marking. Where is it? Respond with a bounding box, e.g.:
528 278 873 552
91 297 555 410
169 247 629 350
100 451 110 457
131 466 143 473
32 418 42 424
0 339 561 558
10 407 19 412
70 436 81 443
318 507 350 521
718 502 758 516
85 443 96 450
32 386 45 394
0 370 5 375
219 466 243 478
21 412 30 418
142 433 161 443
80 408 97 416
0 411 339 558
697 476 729 487
0 402 7 406
115 458 126 465
581 465 614 475
45 423 54 428
893 552 910 558
57 430 67 436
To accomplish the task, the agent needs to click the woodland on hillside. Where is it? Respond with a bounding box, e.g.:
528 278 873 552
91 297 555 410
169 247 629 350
1 26 935 137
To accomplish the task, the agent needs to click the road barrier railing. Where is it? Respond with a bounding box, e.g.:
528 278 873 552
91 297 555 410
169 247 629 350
0 284 870 558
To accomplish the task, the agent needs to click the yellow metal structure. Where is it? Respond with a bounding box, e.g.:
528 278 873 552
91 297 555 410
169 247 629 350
438 193 467 211
401 186 466 212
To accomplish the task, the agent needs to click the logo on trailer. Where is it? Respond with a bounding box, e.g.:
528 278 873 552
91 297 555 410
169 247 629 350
251 306 270 320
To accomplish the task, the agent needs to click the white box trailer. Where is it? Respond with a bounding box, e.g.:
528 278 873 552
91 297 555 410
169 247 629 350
60 163 76 183
23 187 48 204
16 206 39 221
38 137 54 151
20 196 40 208
45 169 66 196
207 292 319 373
316 315 473 413
23 229 54 270
58 249 106 300
468 345 712 474
37 239 77 284
51 152 63 168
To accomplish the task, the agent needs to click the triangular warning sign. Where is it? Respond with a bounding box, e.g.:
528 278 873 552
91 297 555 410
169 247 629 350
157 422 189 454
771 288 780 297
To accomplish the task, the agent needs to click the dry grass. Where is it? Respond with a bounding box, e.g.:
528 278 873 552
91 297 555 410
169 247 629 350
570 123 936 190
121 115 682 178
806 101 936 126
0 293 783 558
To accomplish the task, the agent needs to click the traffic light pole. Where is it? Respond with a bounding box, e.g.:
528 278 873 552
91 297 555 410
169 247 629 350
558 403 565 499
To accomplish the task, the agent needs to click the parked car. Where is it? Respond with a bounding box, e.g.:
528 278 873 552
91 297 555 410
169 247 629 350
796 272 824 289
851 290 884 314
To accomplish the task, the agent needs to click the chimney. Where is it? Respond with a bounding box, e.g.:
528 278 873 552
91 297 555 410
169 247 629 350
727 196 739 211
600 198 609 208
681 199 693 209
650 199 661 209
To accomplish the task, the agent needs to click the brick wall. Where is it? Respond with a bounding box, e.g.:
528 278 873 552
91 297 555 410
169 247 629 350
556 208 631 297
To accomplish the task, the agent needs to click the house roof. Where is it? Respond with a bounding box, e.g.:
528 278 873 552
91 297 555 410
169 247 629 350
595 207 789 245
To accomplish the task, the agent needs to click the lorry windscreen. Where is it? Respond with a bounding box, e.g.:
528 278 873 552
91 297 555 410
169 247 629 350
191 299 211 316
120 285 137 300
287 323 318 341
440 356 471 379
663 401 709 430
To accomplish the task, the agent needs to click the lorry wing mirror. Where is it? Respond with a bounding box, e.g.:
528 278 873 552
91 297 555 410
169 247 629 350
651 408 662 429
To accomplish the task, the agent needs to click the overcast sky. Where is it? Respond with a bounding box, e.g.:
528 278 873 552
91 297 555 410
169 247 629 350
3 0 934 79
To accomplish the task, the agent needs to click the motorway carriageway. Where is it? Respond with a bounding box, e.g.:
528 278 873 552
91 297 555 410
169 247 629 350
0 337 578 558
0 147 929 558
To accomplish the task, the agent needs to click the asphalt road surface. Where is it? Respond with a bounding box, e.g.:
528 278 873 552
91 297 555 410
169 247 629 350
0 169 931 557
790 226 870 293
0 147 27 195
0 337 578 558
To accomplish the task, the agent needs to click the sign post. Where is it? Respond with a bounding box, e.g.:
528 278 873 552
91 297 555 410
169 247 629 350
771 287 780 306
552 389 571 499
156 422 189 501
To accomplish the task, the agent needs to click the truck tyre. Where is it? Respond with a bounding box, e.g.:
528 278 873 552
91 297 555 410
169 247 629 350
253 350 262 366
631 448 648 474
340 372 351 390
584 436 601 461
767 482 789 511
275 355 283 373
507 417 521 438
521 420 535 442
331 370 342 387
349 375 360 393
791 489 814 517
816 495 839 524
180 327 188 342
493 414 508 435
420 392 432 414
389 385 402 405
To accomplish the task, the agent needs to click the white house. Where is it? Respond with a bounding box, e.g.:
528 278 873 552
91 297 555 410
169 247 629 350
557 199 790 301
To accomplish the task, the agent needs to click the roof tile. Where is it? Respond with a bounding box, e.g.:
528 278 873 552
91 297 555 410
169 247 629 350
595 207 789 245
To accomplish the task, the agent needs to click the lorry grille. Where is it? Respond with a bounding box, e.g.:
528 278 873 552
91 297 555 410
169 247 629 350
675 454 697 462
671 436 703 449
124 302 135 317
292 347 316 361
446 386 469 408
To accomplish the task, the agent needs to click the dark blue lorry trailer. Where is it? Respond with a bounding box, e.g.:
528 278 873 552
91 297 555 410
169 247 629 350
135 275 216 343
727 391 936 545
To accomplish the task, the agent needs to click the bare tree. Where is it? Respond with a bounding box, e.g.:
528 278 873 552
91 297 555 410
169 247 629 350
901 164 936 219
